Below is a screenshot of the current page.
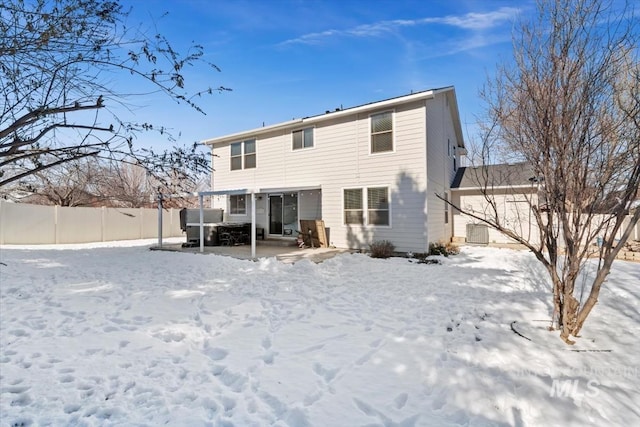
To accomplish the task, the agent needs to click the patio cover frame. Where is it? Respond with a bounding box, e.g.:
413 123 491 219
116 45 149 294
157 189 256 258
157 185 321 259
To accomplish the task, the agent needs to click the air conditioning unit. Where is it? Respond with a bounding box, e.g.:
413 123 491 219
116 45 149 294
466 224 489 245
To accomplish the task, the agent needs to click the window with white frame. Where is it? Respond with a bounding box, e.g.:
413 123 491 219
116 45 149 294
449 139 457 171
344 188 363 224
343 187 390 226
370 111 393 153
229 194 246 215
230 142 242 170
367 187 389 225
230 139 256 170
292 128 314 150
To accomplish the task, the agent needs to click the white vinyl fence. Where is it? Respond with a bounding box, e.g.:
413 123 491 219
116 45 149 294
0 201 183 245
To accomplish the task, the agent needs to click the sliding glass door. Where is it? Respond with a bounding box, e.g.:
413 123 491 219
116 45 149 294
268 193 298 236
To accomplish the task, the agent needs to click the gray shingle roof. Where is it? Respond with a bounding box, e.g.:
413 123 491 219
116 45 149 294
451 162 538 189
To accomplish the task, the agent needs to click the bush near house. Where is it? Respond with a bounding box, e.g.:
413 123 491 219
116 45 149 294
429 241 460 257
369 240 395 258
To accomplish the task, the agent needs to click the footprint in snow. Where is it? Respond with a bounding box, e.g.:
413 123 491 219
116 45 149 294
204 347 229 361
261 336 272 350
219 369 247 393
64 403 81 414
59 374 74 384
4 385 30 394
313 362 339 383
261 350 276 365
8 417 32 427
394 392 408 409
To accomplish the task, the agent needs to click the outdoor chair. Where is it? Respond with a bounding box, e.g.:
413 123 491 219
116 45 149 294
219 231 234 246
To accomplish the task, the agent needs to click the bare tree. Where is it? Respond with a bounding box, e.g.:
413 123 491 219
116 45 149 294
96 162 155 208
453 0 640 344
0 0 228 190
4 157 104 206
98 161 208 208
2 156 210 208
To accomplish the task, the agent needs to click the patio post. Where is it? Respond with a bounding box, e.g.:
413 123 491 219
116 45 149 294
199 193 205 253
157 192 163 248
251 192 256 259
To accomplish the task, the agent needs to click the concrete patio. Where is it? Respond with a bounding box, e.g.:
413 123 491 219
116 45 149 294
150 240 353 264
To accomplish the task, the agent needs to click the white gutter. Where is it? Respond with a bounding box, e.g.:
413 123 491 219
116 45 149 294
259 185 321 193
451 185 536 191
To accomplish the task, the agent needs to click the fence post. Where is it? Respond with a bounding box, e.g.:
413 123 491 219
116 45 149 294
101 206 106 242
54 205 59 244
140 207 144 239
0 200 4 245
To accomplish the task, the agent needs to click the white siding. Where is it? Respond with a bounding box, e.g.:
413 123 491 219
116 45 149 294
209 96 458 252
452 189 541 245
425 92 459 245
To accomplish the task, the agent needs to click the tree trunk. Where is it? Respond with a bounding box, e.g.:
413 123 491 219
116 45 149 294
572 264 610 336
560 294 580 344
551 277 562 330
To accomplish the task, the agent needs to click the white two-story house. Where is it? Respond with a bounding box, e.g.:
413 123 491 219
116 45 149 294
202 86 465 253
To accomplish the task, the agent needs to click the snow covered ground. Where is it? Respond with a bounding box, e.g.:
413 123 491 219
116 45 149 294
0 239 638 426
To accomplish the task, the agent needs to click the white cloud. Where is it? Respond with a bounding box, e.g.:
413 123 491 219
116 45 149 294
438 7 520 30
279 7 521 46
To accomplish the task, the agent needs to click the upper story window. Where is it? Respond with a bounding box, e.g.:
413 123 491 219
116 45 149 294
229 194 246 215
370 111 393 153
292 128 314 150
449 138 457 171
230 139 256 170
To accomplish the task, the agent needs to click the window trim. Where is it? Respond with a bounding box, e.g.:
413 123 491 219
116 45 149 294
230 139 257 170
292 127 315 151
369 110 395 154
343 188 364 225
229 194 247 215
367 186 390 226
230 142 243 171
243 139 256 169
342 186 391 227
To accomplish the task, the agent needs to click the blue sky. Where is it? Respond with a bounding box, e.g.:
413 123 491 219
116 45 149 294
123 0 531 151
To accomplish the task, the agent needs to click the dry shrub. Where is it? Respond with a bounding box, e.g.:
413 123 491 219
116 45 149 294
369 240 395 258
429 241 459 257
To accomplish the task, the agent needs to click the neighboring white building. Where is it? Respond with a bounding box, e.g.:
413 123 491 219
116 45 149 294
202 87 465 252
450 162 639 247
450 162 541 246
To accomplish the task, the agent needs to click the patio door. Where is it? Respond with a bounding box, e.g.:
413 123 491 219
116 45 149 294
268 193 298 236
